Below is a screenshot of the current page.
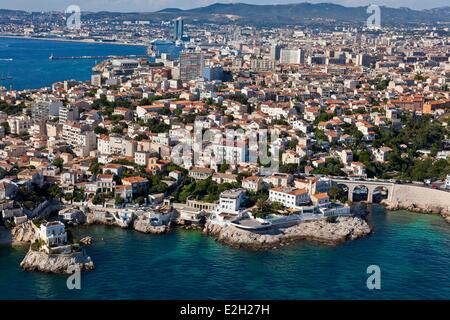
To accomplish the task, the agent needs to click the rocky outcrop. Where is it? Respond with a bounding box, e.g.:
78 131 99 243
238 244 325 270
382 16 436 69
11 221 39 243
79 236 93 245
20 250 94 274
204 216 371 250
382 199 450 223
133 217 170 235
86 211 131 228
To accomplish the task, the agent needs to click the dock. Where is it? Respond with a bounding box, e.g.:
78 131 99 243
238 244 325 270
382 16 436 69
49 54 148 60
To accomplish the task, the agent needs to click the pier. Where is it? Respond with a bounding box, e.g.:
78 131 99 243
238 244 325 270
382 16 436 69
49 54 148 60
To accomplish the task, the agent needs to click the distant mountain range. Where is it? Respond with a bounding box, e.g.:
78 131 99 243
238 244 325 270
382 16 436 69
1 2 450 26
155 2 450 25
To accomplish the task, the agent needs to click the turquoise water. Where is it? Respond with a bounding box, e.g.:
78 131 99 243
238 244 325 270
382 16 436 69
1 207 449 300
0 38 146 90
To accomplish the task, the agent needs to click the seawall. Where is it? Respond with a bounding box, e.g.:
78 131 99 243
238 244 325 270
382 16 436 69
385 184 450 222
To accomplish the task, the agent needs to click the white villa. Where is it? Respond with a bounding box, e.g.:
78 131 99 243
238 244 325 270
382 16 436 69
269 187 310 209
217 189 246 215
39 221 67 247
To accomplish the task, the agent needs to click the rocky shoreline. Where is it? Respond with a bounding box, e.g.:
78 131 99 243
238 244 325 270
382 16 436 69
11 221 39 243
203 216 372 250
381 200 450 223
133 217 170 234
20 250 95 274
86 211 130 228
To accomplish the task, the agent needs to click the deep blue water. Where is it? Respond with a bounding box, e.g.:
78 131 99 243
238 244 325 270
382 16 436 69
1 207 449 300
151 40 182 59
0 38 146 90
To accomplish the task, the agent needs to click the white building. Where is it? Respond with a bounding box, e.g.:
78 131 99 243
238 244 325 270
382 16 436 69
373 147 392 163
97 135 136 157
59 104 79 123
446 174 450 189
39 221 67 247
242 176 263 192
217 189 246 215
212 143 249 165
269 187 310 208
260 102 296 119
31 99 62 123
280 49 305 64
7 116 31 135
135 151 150 166
62 121 97 156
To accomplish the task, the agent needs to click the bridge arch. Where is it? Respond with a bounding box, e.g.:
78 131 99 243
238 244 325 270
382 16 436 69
330 179 395 204
351 185 369 202
372 186 389 203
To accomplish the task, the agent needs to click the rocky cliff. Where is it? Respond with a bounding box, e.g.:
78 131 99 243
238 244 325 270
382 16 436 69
11 221 39 243
20 250 95 274
204 216 371 250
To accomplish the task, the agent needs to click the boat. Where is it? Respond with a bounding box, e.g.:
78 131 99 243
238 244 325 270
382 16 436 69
0 58 13 61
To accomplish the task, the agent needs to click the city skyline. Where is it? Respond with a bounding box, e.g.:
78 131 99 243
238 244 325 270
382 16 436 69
0 0 449 13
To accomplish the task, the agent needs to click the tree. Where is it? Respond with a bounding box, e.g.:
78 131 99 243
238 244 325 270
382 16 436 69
146 118 170 133
270 201 284 211
92 194 104 205
0 102 24 115
0 121 10 135
376 78 390 91
73 187 85 203
111 126 124 134
287 139 298 150
52 158 64 170
115 195 125 206
94 126 108 135
89 161 100 175
133 196 145 205
48 185 62 199
218 163 230 173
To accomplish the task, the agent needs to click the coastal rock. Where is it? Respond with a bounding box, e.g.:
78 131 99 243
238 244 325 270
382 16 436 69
204 216 372 250
11 221 39 243
381 199 450 223
86 211 131 228
20 250 95 274
79 236 93 245
133 217 170 234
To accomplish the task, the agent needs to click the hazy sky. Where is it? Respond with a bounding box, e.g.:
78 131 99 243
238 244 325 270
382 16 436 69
0 0 448 12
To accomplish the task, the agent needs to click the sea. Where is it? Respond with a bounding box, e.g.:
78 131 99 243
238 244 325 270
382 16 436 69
1 207 449 300
0 38 449 300
0 37 152 91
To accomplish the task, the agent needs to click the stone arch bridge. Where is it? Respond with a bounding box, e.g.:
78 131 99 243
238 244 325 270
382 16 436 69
331 179 395 203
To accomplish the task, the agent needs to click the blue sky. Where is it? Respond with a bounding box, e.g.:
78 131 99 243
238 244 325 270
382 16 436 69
0 0 448 12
